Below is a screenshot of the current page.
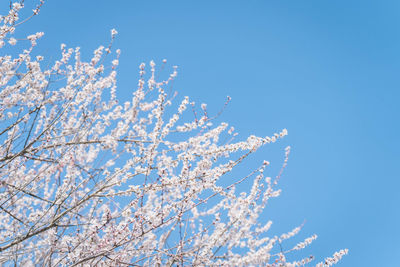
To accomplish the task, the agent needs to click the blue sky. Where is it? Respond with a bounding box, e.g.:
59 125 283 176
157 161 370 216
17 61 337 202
5 0 400 266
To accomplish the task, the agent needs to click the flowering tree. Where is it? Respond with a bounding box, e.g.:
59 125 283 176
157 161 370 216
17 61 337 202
0 2 347 266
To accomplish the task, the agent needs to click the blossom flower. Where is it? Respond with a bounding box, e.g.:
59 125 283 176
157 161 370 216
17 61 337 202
8 37 17 45
111 28 118 38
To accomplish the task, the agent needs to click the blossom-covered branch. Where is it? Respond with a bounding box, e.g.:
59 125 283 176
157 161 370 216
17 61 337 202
0 1 347 266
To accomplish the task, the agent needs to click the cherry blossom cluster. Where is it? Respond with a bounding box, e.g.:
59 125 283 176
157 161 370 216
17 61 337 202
0 1 347 266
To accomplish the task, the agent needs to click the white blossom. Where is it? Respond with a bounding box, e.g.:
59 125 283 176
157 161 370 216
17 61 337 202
111 28 118 38
8 37 17 45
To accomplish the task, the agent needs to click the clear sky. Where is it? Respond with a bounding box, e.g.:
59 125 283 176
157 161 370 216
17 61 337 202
5 0 400 266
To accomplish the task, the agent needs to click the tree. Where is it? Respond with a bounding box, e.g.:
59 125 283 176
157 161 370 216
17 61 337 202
0 2 347 266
